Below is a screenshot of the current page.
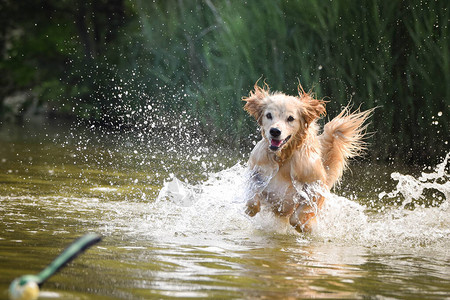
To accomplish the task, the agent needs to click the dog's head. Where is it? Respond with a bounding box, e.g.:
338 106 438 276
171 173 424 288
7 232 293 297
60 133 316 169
243 83 326 152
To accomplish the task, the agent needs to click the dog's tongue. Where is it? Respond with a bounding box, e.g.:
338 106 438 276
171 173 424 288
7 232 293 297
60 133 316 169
271 139 282 147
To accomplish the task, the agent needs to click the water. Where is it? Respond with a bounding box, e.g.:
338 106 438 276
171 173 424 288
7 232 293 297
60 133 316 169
0 119 449 299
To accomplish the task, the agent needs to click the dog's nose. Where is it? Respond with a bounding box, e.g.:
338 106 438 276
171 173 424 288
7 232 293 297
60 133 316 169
269 128 281 137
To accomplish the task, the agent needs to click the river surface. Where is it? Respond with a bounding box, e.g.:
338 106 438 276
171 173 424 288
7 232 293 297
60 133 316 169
1 119 449 299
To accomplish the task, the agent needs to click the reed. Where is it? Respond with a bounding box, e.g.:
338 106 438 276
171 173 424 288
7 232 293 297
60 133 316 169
110 0 446 163
11 0 444 163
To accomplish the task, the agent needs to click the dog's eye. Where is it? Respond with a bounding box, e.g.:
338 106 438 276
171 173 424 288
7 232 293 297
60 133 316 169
266 113 272 120
287 116 295 122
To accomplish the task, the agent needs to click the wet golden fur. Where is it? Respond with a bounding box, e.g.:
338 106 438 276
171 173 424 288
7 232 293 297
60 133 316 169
243 83 372 232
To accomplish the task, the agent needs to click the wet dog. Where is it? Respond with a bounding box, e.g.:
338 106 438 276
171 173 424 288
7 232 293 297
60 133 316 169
243 82 372 232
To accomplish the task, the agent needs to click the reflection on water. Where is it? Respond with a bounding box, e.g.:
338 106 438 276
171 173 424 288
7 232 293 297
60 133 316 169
0 120 449 299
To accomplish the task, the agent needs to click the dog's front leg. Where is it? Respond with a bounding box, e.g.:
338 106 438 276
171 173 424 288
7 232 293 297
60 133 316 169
244 171 265 217
244 165 277 217
289 182 326 233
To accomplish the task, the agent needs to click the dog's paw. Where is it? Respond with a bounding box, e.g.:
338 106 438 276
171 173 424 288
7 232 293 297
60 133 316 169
245 199 261 217
289 206 316 233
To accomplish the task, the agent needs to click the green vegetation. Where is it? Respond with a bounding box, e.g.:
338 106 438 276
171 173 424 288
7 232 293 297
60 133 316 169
1 0 448 163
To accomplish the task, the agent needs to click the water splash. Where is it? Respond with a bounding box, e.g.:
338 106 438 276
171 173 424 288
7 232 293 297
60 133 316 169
152 164 295 240
317 153 449 246
153 153 449 247
379 152 449 208
245 164 279 200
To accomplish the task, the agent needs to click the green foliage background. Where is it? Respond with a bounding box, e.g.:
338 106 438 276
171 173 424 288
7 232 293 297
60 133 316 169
1 0 448 163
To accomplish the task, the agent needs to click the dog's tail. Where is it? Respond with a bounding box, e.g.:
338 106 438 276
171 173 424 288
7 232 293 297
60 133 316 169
319 106 373 188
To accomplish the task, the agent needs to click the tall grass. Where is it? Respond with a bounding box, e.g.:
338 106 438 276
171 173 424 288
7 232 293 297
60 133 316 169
62 0 448 163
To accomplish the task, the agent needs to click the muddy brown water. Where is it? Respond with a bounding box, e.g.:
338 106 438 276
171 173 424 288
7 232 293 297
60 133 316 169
1 120 449 299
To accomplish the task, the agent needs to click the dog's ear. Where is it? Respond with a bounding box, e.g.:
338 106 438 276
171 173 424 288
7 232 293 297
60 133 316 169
302 98 326 125
243 83 269 123
298 85 326 125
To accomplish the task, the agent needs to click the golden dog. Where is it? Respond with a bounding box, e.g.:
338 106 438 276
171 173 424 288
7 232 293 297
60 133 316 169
243 82 372 232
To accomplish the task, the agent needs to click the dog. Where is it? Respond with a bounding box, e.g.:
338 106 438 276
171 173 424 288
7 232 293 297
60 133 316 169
243 82 372 232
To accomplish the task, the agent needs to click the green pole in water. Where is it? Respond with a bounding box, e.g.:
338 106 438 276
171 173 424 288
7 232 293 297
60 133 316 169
9 233 101 300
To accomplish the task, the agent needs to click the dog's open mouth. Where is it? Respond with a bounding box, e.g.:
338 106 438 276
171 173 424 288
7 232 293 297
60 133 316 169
269 135 291 151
